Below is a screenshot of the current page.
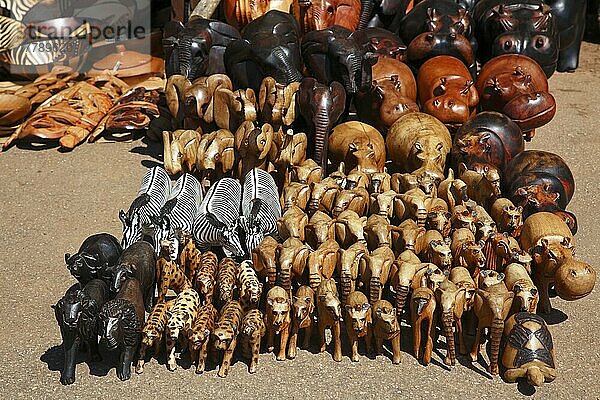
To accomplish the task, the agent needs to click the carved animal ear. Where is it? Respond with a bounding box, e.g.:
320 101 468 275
64 253 71 264
458 163 468 177
213 88 234 130
329 82 347 123
119 210 127 224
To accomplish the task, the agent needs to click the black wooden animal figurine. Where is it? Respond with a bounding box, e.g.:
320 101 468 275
163 17 241 81
225 11 303 92
53 280 109 385
65 233 122 286
98 278 146 381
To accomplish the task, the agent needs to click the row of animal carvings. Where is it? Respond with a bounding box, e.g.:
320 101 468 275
55 229 560 387
166 0 585 89
0 67 165 150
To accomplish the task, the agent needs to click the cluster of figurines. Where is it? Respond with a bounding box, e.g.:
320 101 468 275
51 0 593 391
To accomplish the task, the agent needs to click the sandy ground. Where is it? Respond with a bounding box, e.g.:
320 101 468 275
1 43 599 399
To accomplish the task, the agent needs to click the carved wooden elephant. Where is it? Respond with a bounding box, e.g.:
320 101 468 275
410 286 437 365
272 129 307 174
308 179 341 215
337 242 369 304
296 77 346 174
369 190 400 220
458 163 501 209
235 121 276 178
365 214 392 251
345 168 370 190
224 0 300 30
328 121 386 174
258 77 299 130
308 239 341 290
224 11 303 92
281 182 311 213
335 210 368 249
212 87 258 132
302 26 378 95
252 236 282 289
162 129 202 175
277 205 309 242
305 211 336 249
332 187 370 217
278 238 312 294
291 159 323 186
163 18 241 81
196 129 236 180
361 246 395 304
369 170 392 194
436 279 467 366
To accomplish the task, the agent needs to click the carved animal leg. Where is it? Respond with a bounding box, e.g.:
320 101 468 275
319 320 327 353
365 329 372 354
470 325 482 362
266 326 275 353
196 340 208 374
391 335 402 364
218 338 236 378
349 333 359 362
423 318 434 366
375 337 384 355
302 323 312 349
412 319 422 360
456 317 466 355
277 326 290 361
136 343 148 374
332 322 342 362
166 336 178 371
88 338 101 362
288 324 299 359
117 345 135 381
60 333 79 385
534 276 553 314
249 339 260 373
158 283 168 304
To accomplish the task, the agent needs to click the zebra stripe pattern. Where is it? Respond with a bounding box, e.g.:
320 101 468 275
192 177 244 257
152 173 203 259
0 0 39 21
0 16 26 51
240 169 281 255
120 166 172 249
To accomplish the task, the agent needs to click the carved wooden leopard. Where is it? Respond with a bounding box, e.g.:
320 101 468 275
239 308 266 373
216 257 238 307
237 260 263 311
136 299 175 374
165 288 200 371
187 303 218 374
179 232 200 280
156 256 192 303
213 300 243 378
288 285 314 359
193 251 218 305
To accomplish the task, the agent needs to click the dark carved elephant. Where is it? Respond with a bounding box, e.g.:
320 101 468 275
163 18 241 82
296 77 346 174
224 10 303 93
302 26 378 96
349 27 407 62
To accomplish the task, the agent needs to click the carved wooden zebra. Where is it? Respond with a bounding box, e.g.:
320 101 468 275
192 169 280 259
192 177 245 257
120 166 172 249
151 173 202 260
0 15 26 51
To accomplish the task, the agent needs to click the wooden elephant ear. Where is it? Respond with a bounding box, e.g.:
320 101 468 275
166 75 192 121
205 74 233 123
282 82 300 126
329 81 347 123
259 77 278 118
235 120 256 154
214 87 236 130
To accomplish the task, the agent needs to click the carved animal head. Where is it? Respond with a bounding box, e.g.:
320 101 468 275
317 278 342 321
281 182 311 213
398 189 430 227
291 159 323 185
396 220 426 253
119 209 142 250
308 179 340 214
478 269 505 289
267 295 291 330
98 298 139 350
65 252 103 284
293 287 315 321
424 264 448 292
235 121 274 161
305 211 336 248
259 77 299 128
423 79 477 125
373 300 399 333
476 287 514 320
335 210 367 247
213 325 237 350
107 263 136 293
277 205 309 241
426 210 452 237
369 170 391 194
458 241 486 271
512 282 538 313
371 78 419 130
435 279 465 314
345 292 371 333
240 309 265 340
370 190 399 219
450 205 477 233
54 286 86 330
196 129 235 174
274 129 307 169
429 240 453 271
305 0 361 32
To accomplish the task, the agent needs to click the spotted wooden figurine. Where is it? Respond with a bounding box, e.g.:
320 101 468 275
188 303 218 374
288 285 315 359
156 250 192 303
216 257 238 307
165 289 201 371
179 232 200 280
239 309 266 373
502 312 556 386
136 299 175 374
266 286 292 361
193 251 219 305
238 260 263 311
213 300 243 378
